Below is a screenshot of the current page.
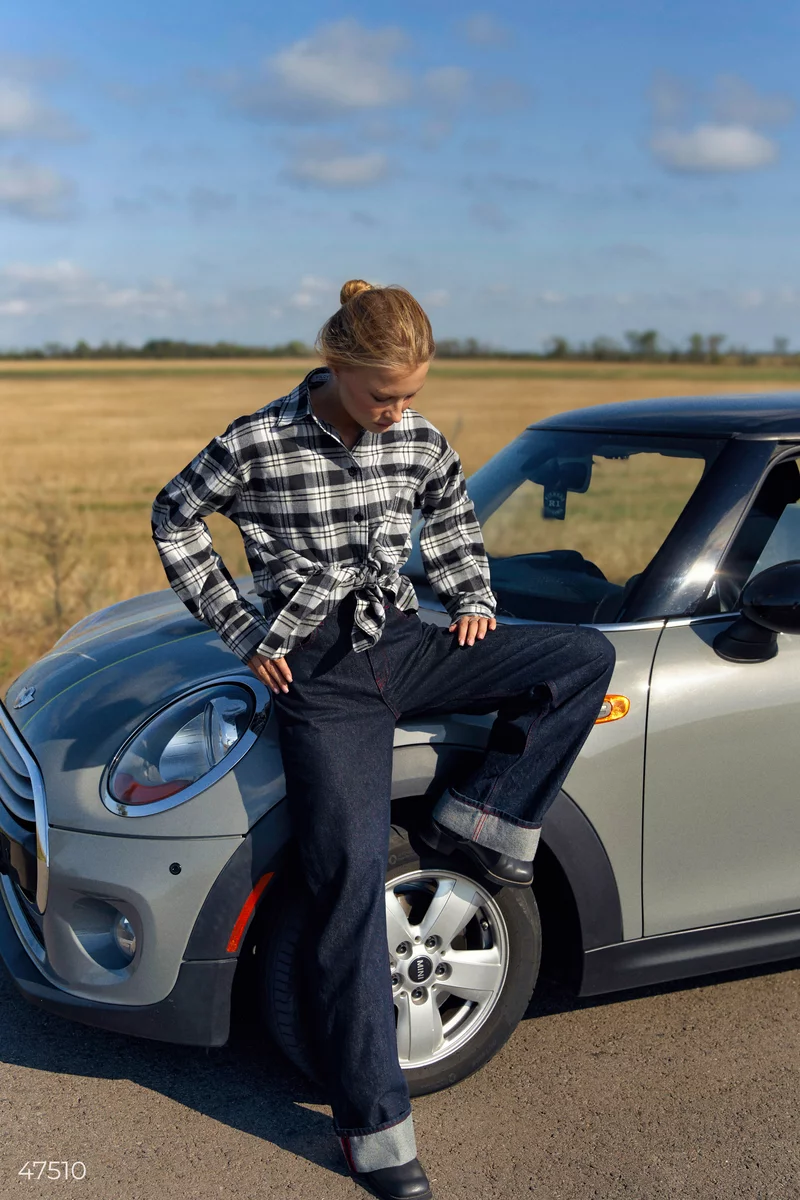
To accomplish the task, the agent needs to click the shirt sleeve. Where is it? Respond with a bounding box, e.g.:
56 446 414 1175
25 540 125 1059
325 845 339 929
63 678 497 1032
150 433 273 665
416 435 497 622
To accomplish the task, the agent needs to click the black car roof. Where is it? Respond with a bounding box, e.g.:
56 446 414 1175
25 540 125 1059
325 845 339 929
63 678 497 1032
530 392 800 438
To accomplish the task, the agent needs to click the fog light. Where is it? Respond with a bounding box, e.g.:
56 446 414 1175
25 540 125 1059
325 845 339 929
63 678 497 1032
113 912 136 959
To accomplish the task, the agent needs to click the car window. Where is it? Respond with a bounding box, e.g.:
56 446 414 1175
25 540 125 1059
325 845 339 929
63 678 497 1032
708 456 800 612
480 454 705 586
458 429 722 624
749 502 800 577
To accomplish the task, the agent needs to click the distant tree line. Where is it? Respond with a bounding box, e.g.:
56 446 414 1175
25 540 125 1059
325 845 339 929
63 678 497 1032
536 332 800 365
410 333 796 364
0 338 315 360
0 333 796 363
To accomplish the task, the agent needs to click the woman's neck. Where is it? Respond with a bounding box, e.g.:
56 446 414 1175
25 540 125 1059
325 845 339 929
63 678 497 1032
309 374 362 441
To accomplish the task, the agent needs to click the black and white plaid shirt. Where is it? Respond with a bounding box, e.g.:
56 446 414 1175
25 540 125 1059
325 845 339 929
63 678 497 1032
150 366 497 663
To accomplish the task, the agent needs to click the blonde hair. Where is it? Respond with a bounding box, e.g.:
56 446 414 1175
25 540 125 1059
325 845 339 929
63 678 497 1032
316 279 435 371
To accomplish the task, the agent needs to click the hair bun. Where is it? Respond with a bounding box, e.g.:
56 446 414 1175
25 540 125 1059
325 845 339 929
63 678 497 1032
340 278 373 305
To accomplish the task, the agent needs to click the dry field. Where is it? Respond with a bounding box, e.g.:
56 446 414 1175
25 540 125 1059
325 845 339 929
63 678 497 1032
2 357 799 694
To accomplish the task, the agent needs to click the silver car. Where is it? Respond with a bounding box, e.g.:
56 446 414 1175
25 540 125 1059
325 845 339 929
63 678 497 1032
3 392 800 1097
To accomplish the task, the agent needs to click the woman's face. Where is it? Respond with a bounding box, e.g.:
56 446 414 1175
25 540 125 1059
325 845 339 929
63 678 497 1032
331 361 430 433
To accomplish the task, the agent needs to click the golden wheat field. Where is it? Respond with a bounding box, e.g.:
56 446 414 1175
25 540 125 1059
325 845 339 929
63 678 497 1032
1 357 798 694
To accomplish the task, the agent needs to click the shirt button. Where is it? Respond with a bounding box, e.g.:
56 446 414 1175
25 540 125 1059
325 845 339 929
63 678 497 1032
353 512 364 522
289 603 300 612
348 466 359 477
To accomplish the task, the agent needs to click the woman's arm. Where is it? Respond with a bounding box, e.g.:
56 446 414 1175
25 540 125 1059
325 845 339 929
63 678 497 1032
416 435 497 622
150 432 273 665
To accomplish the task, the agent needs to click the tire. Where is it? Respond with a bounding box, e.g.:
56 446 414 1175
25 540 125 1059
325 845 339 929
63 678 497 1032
257 823 541 1096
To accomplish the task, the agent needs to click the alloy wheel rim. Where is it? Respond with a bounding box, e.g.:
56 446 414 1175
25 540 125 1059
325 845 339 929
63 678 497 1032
386 867 509 1069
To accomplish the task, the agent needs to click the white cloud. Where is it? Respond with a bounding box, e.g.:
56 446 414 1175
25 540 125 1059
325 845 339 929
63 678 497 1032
651 124 778 172
0 74 80 140
285 150 389 188
288 274 334 309
0 259 187 318
459 13 510 46
0 158 74 218
649 72 793 175
3 259 82 283
213 17 487 184
226 19 412 122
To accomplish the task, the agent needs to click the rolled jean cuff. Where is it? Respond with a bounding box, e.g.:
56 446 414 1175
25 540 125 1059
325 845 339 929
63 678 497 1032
337 1110 417 1172
433 788 542 860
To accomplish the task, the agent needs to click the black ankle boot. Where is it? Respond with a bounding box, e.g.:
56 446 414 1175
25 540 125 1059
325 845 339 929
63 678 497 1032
418 817 533 888
354 1156 433 1199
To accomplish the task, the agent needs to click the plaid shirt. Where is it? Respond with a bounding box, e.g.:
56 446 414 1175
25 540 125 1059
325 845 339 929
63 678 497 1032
150 366 497 663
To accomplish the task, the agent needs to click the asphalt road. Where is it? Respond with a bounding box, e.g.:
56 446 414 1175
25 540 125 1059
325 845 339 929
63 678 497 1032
2 955 800 1200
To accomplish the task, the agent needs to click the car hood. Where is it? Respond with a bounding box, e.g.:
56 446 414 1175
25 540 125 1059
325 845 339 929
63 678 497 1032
3 579 258 749
4 518 431 736
2 564 449 758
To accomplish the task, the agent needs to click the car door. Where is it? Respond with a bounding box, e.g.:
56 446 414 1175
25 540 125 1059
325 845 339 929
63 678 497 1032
643 450 800 935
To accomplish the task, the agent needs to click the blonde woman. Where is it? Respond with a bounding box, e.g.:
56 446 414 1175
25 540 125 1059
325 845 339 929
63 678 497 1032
151 280 615 1200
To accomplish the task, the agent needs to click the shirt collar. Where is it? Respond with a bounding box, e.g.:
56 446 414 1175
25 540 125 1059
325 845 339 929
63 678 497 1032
275 367 330 428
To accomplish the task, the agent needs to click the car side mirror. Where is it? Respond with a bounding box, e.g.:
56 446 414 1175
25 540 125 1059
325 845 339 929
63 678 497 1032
713 560 800 663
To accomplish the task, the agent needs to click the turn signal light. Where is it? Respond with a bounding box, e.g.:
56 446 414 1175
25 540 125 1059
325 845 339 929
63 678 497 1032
596 695 630 723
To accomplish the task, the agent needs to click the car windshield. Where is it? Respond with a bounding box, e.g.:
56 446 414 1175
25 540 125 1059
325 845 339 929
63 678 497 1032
403 427 725 624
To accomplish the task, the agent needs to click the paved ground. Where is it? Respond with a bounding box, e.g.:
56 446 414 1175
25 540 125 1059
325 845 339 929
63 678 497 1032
2 955 800 1200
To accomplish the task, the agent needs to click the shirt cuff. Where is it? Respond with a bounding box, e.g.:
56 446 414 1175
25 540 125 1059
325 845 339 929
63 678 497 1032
217 613 274 666
449 593 497 621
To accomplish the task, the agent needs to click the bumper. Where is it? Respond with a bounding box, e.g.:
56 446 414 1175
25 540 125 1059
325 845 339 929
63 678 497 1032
0 877 237 1045
0 798 294 1047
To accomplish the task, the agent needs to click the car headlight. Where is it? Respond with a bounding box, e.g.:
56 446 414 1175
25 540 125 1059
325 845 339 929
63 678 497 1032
107 683 257 808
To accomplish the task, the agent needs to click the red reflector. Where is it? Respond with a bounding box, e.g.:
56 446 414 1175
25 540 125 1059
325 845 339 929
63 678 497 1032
113 772 193 804
227 872 274 953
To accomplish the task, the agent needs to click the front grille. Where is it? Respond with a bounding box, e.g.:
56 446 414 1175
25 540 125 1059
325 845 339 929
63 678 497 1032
0 703 37 828
0 698 49 914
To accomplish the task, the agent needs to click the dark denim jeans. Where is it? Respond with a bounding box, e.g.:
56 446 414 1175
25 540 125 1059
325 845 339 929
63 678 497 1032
271 591 615 1172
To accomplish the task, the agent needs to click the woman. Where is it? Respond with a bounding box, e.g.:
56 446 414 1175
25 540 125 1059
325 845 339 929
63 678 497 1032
151 280 616 1200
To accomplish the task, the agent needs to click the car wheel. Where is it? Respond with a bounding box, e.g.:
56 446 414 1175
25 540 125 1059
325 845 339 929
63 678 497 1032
257 824 541 1096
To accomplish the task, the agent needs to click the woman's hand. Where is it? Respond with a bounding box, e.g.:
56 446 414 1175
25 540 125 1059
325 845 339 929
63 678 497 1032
247 652 293 694
448 614 497 646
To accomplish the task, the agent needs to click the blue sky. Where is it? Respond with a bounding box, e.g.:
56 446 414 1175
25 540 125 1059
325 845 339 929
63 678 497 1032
1 0 799 351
